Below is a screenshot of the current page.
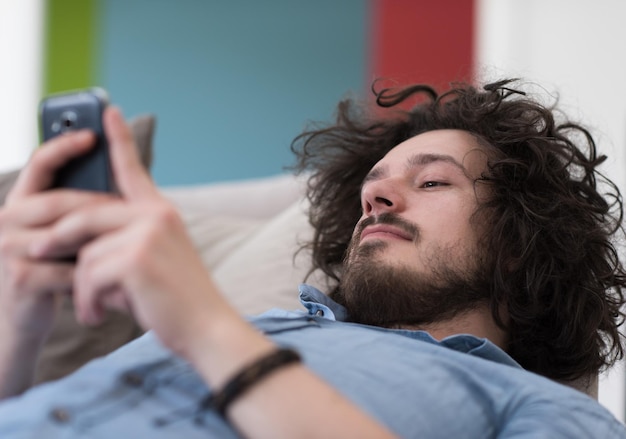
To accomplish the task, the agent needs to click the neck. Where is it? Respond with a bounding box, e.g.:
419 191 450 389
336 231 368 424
397 304 507 350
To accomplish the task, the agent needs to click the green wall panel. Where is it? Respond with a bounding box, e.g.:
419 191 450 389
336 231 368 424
44 0 98 95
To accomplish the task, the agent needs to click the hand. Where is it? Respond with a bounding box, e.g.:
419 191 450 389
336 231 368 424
30 108 231 356
0 129 113 397
0 130 107 340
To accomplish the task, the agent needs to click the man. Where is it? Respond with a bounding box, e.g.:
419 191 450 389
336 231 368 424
0 79 624 437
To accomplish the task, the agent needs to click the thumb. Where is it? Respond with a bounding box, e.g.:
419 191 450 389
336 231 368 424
104 106 157 201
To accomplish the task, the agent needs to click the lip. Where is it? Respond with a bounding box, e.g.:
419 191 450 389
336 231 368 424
360 224 413 242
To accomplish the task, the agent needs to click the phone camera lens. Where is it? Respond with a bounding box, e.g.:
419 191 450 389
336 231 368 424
59 111 77 131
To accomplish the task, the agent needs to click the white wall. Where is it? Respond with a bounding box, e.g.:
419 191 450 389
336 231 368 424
0 0 44 173
476 0 626 422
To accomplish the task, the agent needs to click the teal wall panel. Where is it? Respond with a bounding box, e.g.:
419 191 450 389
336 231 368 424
98 0 367 186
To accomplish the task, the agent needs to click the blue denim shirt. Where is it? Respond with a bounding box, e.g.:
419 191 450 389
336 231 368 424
0 284 624 438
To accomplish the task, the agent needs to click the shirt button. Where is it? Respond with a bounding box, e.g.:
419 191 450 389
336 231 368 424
315 309 324 317
122 372 144 387
50 407 71 424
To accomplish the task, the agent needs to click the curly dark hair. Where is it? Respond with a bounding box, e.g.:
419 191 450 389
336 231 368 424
290 79 626 382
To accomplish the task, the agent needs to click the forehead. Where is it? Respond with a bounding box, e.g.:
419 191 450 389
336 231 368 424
376 129 487 176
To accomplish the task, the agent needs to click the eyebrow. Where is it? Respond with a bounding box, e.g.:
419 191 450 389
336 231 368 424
362 153 469 186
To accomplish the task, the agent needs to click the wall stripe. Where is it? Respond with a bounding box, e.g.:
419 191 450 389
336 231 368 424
43 0 98 95
369 0 475 89
0 1 44 172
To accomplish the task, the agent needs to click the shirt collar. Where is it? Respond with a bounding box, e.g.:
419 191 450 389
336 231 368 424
298 284 348 321
297 284 521 370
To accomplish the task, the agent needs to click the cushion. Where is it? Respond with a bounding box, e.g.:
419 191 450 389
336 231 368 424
182 212 263 271
162 174 319 315
163 173 306 220
210 198 335 315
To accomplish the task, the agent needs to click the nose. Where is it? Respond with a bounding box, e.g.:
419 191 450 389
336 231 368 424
361 178 405 216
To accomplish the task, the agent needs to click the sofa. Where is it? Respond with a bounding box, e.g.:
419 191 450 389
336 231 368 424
0 116 597 399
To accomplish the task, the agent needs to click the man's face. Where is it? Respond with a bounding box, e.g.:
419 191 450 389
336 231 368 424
335 129 492 327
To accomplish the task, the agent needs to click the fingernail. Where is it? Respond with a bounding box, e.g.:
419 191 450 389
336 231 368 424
108 106 123 119
77 130 95 138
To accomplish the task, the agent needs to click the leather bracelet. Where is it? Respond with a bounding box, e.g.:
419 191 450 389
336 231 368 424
202 347 301 417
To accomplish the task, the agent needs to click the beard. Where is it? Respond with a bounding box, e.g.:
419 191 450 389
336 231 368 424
331 213 492 328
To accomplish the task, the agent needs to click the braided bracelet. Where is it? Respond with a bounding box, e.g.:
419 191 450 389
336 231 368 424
202 347 301 417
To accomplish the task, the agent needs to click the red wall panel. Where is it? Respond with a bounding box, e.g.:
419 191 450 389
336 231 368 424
369 0 475 90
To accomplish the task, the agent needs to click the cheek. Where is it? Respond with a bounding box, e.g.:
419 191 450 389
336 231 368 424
415 203 477 246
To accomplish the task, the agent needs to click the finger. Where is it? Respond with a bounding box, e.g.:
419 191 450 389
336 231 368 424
0 227 51 259
73 228 137 326
76 288 133 325
28 200 134 259
103 107 158 201
0 190 112 230
101 290 133 315
74 287 132 326
7 131 96 203
2 258 75 297
73 282 107 326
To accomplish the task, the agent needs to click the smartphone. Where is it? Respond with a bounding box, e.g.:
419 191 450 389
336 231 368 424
39 88 114 192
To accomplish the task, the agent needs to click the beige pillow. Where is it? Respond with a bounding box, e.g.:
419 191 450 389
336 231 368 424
181 210 264 271
211 198 335 316
163 174 320 315
163 173 306 220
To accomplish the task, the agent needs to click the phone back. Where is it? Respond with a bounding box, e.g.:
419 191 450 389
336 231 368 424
40 88 113 192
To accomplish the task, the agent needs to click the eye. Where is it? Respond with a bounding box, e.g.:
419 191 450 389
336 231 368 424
421 181 448 188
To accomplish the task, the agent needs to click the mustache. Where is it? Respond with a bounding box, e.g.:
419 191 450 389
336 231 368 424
356 212 420 242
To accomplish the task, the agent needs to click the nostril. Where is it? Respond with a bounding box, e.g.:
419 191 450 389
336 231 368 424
375 197 393 207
